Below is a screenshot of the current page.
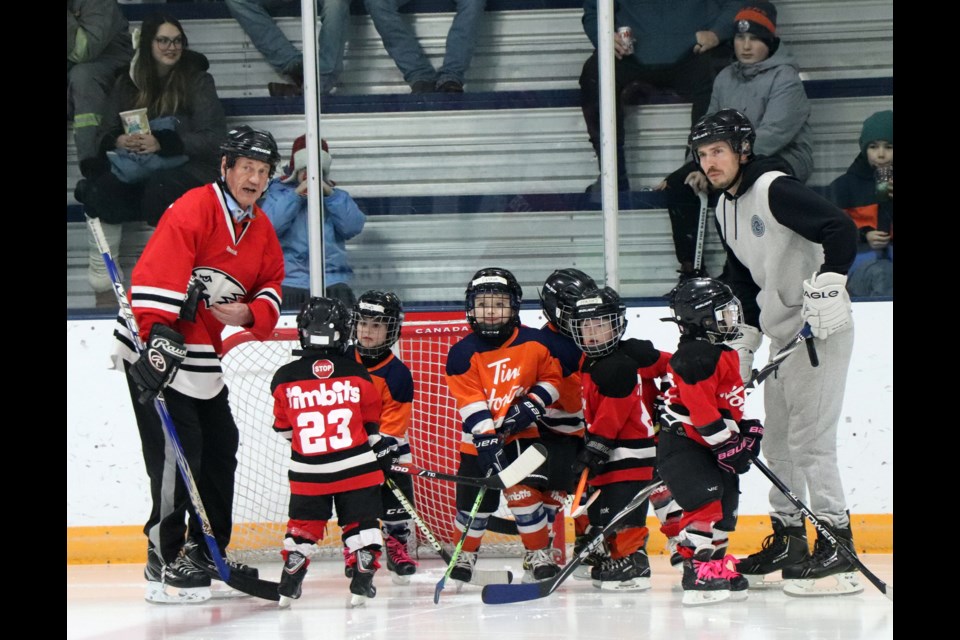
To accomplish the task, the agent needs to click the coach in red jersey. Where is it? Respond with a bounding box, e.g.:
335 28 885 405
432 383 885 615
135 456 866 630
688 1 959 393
112 125 286 604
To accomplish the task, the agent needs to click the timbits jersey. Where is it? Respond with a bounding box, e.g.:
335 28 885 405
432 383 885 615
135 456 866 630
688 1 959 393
112 181 284 400
446 326 562 455
345 345 415 463
661 337 746 448
270 351 384 496
580 338 671 486
539 324 586 437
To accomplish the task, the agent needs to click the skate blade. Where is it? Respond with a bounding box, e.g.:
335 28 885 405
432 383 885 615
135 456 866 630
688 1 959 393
682 589 731 606
391 573 412 585
593 577 651 591
144 582 211 604
210 584 250 599
349 594 367 608
278 595 295 609
728 590 749 602
783 572 864 597
744 573 786 589
572 568 594 581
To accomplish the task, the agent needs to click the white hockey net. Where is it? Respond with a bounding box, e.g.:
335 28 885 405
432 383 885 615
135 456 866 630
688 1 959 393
223 313 542 563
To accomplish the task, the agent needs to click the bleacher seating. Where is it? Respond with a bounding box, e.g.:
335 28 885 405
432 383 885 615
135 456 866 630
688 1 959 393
67 0 893 310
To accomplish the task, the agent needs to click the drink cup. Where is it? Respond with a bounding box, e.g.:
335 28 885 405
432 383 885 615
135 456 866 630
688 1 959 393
874 165 893 201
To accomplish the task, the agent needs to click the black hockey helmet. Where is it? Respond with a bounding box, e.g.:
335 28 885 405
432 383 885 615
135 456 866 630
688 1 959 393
220 125 282 177
465 267 523 342
296 296 352 353
689 109 756 167
352 290 404 359
667 277 743 343
539 268 597 338
569 286 627 357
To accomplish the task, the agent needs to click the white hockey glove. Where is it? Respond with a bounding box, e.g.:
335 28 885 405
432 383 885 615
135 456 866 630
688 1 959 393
724 325 763 384
802 271 853 339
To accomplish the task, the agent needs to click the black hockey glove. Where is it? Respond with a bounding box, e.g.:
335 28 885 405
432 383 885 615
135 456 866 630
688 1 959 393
500 396 545 437
129 324 187 405
711 424 763 475
571 434 614 481
474 432 506 477
370 435 397 475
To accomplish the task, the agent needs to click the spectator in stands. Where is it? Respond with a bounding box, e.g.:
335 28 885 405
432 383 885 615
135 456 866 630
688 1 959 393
68 0 134 172
260 135 367 311
365 0 485 93
579 0 743 193
224 0 350 97
825 109 893 297
654 2 813 282
75 12 226 307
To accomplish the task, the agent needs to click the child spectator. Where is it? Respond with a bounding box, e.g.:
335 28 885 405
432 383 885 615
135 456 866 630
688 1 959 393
344 290 420 584
260 135 366 311
825 109 893 297
567 285 672 590
75 12 226 307
270 297 393 608
655 2 814 281
659 277 763 606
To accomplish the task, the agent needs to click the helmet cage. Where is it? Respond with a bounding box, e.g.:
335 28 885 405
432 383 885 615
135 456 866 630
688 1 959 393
539 268 597 338
351 291 404 359
669 278 744 343
465 269 522 341
570 287 627 357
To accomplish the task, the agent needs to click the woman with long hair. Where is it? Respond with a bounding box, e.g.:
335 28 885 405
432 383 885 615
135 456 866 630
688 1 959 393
76 12 226 307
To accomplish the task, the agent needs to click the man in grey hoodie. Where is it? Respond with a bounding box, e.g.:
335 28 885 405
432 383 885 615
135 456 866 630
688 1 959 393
657 2 814 281
688 108 864 597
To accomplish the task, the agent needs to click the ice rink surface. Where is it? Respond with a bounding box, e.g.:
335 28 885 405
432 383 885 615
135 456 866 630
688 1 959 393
67 554 893 640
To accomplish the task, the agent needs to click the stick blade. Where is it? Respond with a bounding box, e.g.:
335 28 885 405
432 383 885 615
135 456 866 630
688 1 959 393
433 578 445 604
225 573 281 602
884 584 893 601
481 581 549 605
497 442 548 488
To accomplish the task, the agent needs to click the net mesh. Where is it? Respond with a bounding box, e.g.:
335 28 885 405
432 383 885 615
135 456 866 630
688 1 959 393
223 314 531 563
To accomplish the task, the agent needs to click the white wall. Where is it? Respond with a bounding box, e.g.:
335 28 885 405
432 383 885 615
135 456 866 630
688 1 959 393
66 301 892 527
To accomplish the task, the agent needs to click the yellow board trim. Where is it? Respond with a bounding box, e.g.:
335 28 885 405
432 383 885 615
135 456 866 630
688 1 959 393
66 514 892 565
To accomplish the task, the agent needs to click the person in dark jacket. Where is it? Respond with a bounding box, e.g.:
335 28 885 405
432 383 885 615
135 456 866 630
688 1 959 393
825 110 893 297
76 12 226 307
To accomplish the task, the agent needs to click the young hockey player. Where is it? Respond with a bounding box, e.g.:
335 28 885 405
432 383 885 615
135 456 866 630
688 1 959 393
658 277 764 606
344 290 419 584
445 267 564 584
269 297 395 607
567 285 672 590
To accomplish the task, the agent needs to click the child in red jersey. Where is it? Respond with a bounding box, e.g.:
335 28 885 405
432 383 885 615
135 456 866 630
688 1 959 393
270 297 394 608
658 278 764 606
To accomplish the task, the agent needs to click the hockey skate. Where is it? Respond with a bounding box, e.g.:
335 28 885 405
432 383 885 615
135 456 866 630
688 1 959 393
521 547 561 584
349 547 380 607
572 534 608 580
681 550 731 607
736 519 809 588
718 554 749 602
384 532 418 585
343 545 356 578
144 546 212 604
450 550 478 584
181 539 259 598
277 550 309 608
782 525 864 597
591 549 651 591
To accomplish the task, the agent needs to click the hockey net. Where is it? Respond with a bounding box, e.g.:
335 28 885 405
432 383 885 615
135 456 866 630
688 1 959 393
223 312 549 563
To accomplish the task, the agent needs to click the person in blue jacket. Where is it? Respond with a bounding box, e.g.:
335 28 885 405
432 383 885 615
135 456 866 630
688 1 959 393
260 135 366 311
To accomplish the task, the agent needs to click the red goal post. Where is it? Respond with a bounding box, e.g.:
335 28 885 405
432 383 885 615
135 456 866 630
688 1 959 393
221 311 562 563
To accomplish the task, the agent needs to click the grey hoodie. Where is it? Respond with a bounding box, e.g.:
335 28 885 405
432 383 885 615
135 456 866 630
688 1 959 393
708 42 814 183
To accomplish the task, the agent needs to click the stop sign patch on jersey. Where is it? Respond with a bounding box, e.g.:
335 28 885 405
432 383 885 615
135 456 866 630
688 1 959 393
312 360 334 379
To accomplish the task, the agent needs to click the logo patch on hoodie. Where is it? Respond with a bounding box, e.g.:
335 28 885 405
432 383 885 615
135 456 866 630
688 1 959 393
751 215 765 237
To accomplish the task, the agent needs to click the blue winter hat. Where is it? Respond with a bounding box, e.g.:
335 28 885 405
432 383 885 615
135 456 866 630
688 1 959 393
859 110 893 155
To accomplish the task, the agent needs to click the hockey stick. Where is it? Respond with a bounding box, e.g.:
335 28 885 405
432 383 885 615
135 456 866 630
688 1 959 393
693 190 709 272
390 443 547 490
750 457 892 602
434 484 487 604
743 325 816 395
87 215 281 602
481 480 664 604
384 477 513 586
